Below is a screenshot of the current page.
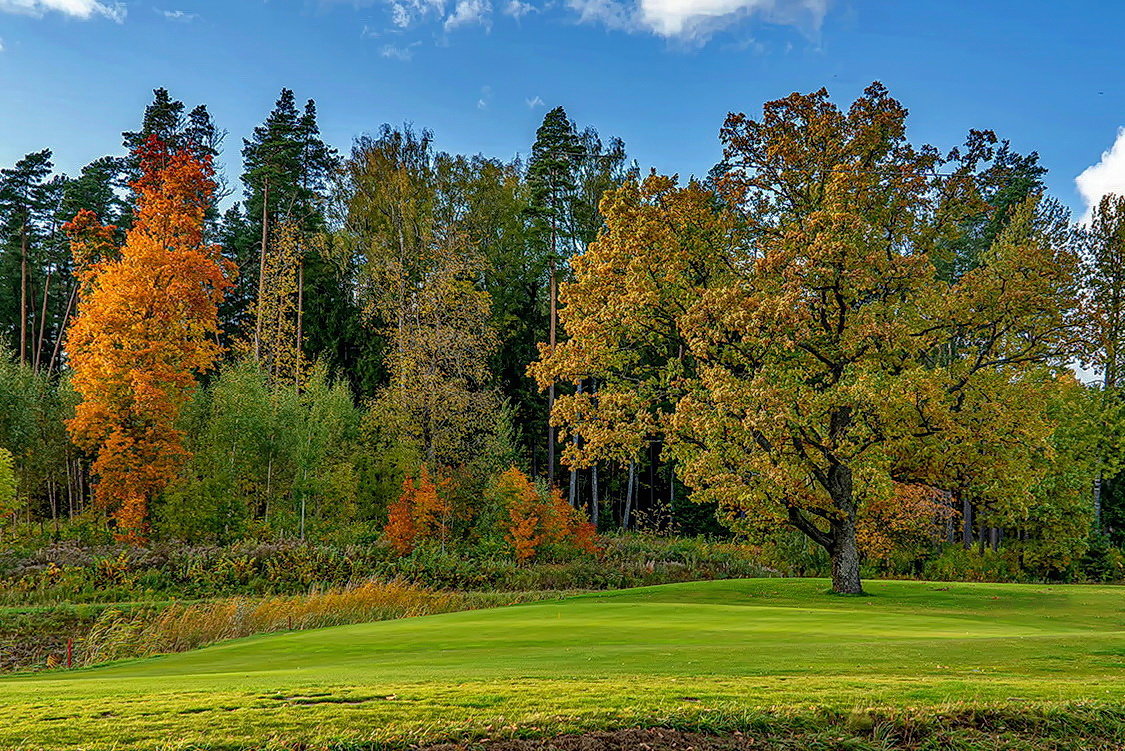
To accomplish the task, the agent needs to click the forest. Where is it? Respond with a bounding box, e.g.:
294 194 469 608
2 81 1125 603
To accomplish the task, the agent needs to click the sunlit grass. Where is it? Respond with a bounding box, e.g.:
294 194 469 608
3 578 1124 750
78 581 574 664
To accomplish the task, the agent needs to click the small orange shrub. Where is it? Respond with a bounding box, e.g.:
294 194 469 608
494 467 601 562
384 465 451 555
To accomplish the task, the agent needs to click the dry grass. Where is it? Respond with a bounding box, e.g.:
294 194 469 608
80 580 570 665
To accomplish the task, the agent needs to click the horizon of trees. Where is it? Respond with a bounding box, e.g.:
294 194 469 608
2 83 1125 593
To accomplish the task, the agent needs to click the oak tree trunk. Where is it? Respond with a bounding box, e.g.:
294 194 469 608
826 464 863 595
829 516 863 595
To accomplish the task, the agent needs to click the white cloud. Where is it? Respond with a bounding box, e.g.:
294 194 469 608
157 8 196 21
380 41 420 59
0 37 5 50
504 0 534 18
1077 127 1125 224
567 0 828 42
444 0 490 31
0 0 125 21
526 95 544 108
335 0 824 44
384 0 444 28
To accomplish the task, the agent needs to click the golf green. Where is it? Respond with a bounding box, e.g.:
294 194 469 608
2 578 1124 750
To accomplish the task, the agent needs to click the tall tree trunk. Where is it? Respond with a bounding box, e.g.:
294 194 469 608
33 270 52 372
568 380 582 507
254 178 270 361
19 225 29 365
48 283 77 374
547 254 557 489
296 258 304 385
568 463 578 508
624 460 635 530
1093 476 1103 530
961 494 973 549
591 463 599 527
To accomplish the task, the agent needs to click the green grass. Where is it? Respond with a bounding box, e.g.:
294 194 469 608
2 578 1124 750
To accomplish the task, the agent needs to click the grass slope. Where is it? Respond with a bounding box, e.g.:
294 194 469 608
2 578 1124 750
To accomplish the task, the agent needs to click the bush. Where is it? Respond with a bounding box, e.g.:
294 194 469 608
0 533 777 605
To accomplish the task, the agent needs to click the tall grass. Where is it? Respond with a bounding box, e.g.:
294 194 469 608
80 580 571 666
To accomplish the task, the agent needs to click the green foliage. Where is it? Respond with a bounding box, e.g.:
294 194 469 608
156 360 363 542
0 448 17 519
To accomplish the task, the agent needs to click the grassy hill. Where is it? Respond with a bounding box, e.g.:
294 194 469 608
3 578 1125 750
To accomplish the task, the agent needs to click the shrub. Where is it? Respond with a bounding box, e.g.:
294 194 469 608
384 465 451 555
491 468 601 563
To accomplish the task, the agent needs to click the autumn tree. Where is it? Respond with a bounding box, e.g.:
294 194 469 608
534 84 1084 593
345 127 507 471
369 231 503 468
254 219 305 384
65 137 234 542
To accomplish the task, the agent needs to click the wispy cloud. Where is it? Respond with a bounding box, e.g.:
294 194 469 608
444 0 490 31
0 0 126 22
384 0 444 28
477 85 492 110
567 0 829 43
338 0 825 47
526 95 545 109
504 0 534 19
1077 127 1125 224
157 8 196 21
380 40 421 59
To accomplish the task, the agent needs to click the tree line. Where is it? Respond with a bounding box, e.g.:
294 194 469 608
2 83 1124 592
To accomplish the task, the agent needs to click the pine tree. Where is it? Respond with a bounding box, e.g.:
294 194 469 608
526 107 630 496
0 150 55 366
241 90 340 364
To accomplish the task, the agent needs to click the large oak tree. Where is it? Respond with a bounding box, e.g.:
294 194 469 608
534 84 1084 593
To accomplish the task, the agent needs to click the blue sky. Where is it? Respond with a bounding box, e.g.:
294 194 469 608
1 0 1124 218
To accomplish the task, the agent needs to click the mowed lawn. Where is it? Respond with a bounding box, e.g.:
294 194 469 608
2 578 1125 750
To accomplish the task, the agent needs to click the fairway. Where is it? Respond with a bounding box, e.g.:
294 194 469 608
2 578 1125 750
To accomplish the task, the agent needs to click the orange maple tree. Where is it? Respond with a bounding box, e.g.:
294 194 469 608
65 137 234 542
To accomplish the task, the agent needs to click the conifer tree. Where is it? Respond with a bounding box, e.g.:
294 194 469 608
0 150 55 366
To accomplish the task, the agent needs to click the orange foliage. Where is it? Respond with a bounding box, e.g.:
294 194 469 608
65 137 234 543
858 483 956 561
495 468 602 562
384 465 451 555
496 467 547 561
